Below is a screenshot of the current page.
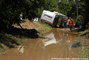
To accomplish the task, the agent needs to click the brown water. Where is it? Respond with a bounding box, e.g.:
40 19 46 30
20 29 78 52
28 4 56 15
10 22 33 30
0 28 82 60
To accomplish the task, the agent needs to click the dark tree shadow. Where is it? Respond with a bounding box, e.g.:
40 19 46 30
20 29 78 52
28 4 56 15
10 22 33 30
6 26 39 38
71 28 84 32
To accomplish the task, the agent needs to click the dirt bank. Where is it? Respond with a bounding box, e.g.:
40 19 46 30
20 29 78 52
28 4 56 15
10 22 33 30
0 21 52 54
13 21 52 34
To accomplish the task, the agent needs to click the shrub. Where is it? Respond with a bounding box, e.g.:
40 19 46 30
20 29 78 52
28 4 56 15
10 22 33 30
76 15 84 26
0 33 24 48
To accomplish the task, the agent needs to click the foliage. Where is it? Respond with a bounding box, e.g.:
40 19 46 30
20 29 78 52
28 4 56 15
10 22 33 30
0 0 59 30
86 23 89 29
0 33 24 48
0 0 89 30
76 15 84 26
58 0 89 28
58 0 74 16
0 44 5 52
84 0 89 28
0 0 26 30
43 0 58 11
82 46 89 58
37 22 52 34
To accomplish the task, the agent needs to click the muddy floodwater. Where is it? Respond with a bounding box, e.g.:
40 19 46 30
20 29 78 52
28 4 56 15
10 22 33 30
0 28 86 60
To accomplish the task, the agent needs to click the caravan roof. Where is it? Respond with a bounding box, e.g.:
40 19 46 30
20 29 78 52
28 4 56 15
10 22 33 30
43 10 56 16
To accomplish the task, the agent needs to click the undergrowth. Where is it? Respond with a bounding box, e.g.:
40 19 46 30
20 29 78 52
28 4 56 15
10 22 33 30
0 33 24 52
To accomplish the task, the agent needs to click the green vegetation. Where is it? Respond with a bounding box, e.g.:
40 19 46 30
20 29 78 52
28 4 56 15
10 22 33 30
58 0 74 16
0 33 24 52
57 0 89 28
37 22 52 34
0 44 5 52
0 0 89 29
82 47 89 58
81 39 89 58
76 15 84 26
0 0 58 30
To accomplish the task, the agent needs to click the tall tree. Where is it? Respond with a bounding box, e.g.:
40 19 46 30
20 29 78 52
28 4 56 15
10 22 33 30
43 0 58 11
0 0 46 30
58 0 74 16
84 0 89 27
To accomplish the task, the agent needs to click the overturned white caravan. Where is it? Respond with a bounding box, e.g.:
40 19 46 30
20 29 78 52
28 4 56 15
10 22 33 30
40 10 67 27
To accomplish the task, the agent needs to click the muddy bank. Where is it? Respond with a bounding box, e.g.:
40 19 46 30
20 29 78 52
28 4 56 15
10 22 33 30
13 22 52 34
0 22 52 55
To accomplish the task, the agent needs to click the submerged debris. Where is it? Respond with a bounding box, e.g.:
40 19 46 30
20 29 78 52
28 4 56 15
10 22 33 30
72 42 82 48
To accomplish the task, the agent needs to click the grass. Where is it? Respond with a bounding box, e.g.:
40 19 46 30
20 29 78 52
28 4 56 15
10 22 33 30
80 36 89 58
73 32 89 58
0 44 5 52
37 22 52 34
81 39 89 58
0 33 24 52
81 46 89 58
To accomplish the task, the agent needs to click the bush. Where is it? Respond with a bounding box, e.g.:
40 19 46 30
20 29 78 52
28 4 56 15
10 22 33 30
0 33 24 48
86 22 89 29
76 15 84 26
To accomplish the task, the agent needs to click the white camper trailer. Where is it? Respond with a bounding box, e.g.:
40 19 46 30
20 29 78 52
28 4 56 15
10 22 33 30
40 10 67 27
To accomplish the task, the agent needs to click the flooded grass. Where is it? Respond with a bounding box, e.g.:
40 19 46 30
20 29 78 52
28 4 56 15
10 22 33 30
0 44 5 53
75 30 89 58
82 47 89 58
37 22 52 34
0 33 24 52
81 38 89 58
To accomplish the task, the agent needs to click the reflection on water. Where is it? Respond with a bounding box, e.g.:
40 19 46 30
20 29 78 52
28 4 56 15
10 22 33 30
17 46 24 54
67 33 73 50
69 33 73 43
58 39 62 46
42 33 57 47
42 29 65 47
42 29 73 49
